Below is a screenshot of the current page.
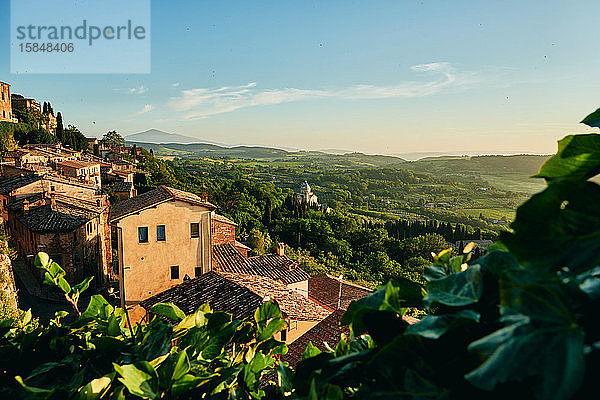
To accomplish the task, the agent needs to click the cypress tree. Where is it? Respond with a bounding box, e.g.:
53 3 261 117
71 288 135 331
56 112 64 140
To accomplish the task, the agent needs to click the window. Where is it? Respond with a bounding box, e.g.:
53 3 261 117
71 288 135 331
281 329 287 342
157 225 166 241
138 227 148 243
170 265 179 280
190 222 199 238
194 266 203 277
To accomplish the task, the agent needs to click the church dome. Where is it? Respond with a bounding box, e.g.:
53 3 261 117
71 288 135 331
301 180 311 193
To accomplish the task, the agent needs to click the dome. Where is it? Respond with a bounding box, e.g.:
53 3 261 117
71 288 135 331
301 180 311 193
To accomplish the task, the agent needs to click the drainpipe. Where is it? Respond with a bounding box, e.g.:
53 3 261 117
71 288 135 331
116 225 125 309
337 274 343 310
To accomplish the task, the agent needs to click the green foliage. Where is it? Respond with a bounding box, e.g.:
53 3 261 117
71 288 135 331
291 114 600 399
101 130 126 148
60 125 89 152
0 121 18 150
1 253 289 399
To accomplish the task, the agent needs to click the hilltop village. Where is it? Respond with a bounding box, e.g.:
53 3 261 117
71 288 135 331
1 80 419 363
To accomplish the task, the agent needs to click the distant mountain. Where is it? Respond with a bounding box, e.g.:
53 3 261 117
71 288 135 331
126 140 407 166
125 129 213 144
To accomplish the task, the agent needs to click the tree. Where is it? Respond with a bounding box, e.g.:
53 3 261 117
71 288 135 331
247 228 271 255
55 112 64 141
61 125 88 152
101 130 125 148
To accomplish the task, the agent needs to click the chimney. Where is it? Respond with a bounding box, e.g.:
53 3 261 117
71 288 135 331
277 242 285 257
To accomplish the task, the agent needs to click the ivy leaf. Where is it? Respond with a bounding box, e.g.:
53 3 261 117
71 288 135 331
320 384 343 400
501 180 600 273
466 319 584 400
277 362 294 394
581 107 600 127
423 265 483 307
57 277 71 294
34 252 50 268
76 373 114 400
424 265 447 281
535 134 600 181
499 269 574 325
83 295 114 319
72 276 94 295
406 310 480 339
577 266 600 300
149 303 185 322
342 278 423 332
257 318 287 343
171 374 201 398
302 342 322 360
157 351 190 389
254 300 282 331
244 352 273 391
114 362 158 399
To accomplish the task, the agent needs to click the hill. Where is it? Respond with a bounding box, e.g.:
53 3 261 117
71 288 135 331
127 141 407 167
125 129 208 144
401 154 550 194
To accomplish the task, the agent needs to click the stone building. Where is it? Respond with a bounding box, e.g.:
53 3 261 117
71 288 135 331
308 273 373 310
11 94 41 114
112 181 136 200
7 193 111 286
0 81 15 123
297 181 319 206
42 112 57 134
109 186 216 308
0 174 98 222
211 213 250 256
55 160 101 188
140 270 331 344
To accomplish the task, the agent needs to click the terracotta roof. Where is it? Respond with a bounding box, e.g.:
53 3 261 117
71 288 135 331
308 274 373 310
212 244 310 285
109 186 215 221
1 150 29 159
247 254 310 284
216 271 330 322
6 193 44 211
213 243 249 270
19 204 88 233
139 271 263 321
284 310 349 369
213 213 238 226
0 174 42 195
284 310 419 370
56 160 100 169
17 195 105 233
43 173 97 189
112 181 133 192
235 240 251 250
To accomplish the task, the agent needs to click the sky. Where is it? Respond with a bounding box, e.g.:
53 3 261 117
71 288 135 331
1 0 600 155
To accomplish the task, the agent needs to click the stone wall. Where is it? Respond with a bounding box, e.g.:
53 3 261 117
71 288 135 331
0 253 18 317
212 218 236 245
0 82 13 122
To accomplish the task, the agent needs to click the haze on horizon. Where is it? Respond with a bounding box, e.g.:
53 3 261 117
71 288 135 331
1 1 599 155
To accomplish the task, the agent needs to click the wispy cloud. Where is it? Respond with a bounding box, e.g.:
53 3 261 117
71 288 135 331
136 104 154 115
171 82 180 87
129 85 148 95
169 62 472 120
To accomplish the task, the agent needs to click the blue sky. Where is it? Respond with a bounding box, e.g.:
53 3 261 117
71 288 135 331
1 0 599 154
